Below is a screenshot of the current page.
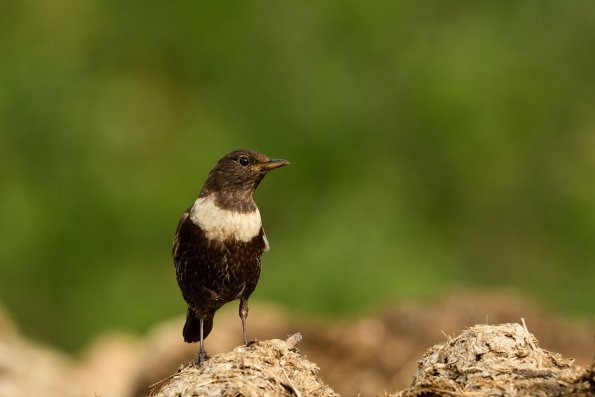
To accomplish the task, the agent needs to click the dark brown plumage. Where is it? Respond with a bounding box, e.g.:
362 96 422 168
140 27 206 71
172 149 289 364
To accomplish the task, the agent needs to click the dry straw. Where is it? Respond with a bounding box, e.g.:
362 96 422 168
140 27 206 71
150 333 338 397
395 321 593 396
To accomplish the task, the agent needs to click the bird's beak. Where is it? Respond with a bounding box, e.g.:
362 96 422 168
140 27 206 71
256 158 290 172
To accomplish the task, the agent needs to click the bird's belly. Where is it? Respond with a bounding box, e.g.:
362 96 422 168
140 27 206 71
213 256 260 297
176 245 262 308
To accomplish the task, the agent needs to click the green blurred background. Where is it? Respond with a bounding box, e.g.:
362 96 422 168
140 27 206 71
1 1 594 352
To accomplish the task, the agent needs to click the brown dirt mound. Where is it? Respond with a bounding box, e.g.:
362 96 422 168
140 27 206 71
395 321 594 396
297 290 594 395
149 334 338 397
0 291 592 396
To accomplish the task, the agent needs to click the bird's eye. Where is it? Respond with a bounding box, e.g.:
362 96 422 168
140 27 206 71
238 156 250 167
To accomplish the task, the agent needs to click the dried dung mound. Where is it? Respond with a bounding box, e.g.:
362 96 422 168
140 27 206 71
299 290 593 395
150 333 338 397
396 321 594 396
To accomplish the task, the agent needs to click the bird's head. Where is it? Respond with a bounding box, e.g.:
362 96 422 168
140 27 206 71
200 149 289 203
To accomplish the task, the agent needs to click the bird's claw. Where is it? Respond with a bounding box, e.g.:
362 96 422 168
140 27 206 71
194 349 210 366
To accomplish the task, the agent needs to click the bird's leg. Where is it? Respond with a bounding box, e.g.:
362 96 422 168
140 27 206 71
239 297 250 346
197 318 208 365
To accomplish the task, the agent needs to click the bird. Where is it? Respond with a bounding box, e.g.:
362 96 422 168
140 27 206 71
172 149 289 364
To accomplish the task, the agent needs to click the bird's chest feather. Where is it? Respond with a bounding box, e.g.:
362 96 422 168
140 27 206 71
189 195 262 242
174 212 265 301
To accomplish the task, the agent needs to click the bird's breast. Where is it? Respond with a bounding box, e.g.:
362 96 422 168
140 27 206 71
189 195 262 242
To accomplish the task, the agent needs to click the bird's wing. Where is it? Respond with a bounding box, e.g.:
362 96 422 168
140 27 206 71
262 228 270 252
172 210 190 261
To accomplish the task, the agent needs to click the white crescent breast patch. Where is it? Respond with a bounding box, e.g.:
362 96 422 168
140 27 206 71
189 195 262 242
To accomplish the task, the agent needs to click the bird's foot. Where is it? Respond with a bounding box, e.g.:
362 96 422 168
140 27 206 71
244 338 257 347
194 348 210 366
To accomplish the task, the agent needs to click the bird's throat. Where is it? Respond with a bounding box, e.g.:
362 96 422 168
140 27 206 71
189 194 262 242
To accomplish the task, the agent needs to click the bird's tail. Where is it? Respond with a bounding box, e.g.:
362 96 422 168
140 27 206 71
183 309 214 343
